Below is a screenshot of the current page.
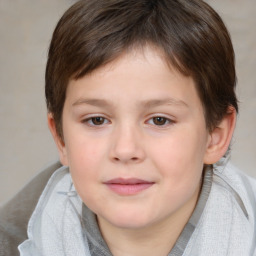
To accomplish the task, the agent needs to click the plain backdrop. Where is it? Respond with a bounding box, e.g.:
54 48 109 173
0 0 255 205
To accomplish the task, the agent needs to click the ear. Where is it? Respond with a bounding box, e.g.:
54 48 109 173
204 107 236 164
47 113 69 166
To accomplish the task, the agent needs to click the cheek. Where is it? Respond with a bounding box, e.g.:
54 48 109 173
149 128 206 180
66 133 106 166
65 138 106 198
149 132 205 209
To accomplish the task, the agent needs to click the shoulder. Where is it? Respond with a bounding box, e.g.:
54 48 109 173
185 161 256 255
213 160 256 221
214 161 256 198
0 161 62 256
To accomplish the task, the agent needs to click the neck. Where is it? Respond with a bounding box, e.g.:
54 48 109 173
98 217 180 256
97 184 201 256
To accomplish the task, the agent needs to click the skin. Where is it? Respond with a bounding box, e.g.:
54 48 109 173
48 46 236 256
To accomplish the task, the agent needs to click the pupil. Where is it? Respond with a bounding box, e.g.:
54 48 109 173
92 117 104 125
153 117 166 125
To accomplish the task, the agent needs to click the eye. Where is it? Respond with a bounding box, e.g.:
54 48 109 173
152 117 168 125
147 116 172 126
83 116 109 126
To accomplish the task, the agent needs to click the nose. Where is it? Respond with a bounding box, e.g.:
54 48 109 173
109 125 146 164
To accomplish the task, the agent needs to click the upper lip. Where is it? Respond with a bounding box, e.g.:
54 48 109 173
104 178 154 185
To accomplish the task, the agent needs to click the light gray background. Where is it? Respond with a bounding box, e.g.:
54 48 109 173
0 0 255 205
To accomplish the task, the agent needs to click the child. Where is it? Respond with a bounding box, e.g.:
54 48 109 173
1 0 256 255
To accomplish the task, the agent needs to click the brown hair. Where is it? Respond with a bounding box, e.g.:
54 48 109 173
45 0 238 137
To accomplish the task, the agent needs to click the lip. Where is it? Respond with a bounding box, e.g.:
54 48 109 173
104 178 155 196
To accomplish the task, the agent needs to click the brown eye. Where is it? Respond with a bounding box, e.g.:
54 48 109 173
152 117 168 125
91 117 106 125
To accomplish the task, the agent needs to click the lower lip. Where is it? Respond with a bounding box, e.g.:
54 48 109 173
106 183 154 196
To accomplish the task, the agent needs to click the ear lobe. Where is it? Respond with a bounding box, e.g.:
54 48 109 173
204 107 236 164
47 113 69 166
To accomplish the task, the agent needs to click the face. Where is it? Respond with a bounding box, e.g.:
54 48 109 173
55 47 212 231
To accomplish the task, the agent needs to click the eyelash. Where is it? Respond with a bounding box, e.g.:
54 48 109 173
82 115 174 127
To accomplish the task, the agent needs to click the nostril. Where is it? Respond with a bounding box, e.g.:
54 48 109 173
112 156 139 162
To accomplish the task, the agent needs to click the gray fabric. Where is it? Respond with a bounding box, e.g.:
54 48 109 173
82 204 112 256
239 173 256 255
0 161 61 256
169 166 212 255
183 162 256 255
18 167 91 255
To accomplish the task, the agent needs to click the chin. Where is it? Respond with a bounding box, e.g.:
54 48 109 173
103 211 158 230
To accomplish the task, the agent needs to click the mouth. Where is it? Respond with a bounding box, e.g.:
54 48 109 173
104 178 155 196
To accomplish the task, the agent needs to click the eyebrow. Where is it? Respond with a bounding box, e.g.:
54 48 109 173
72 97 188 109
72 98 112 108
141 98 188 109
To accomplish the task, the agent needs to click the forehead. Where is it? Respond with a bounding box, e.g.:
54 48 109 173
66 46 201 111
89 45 179 77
